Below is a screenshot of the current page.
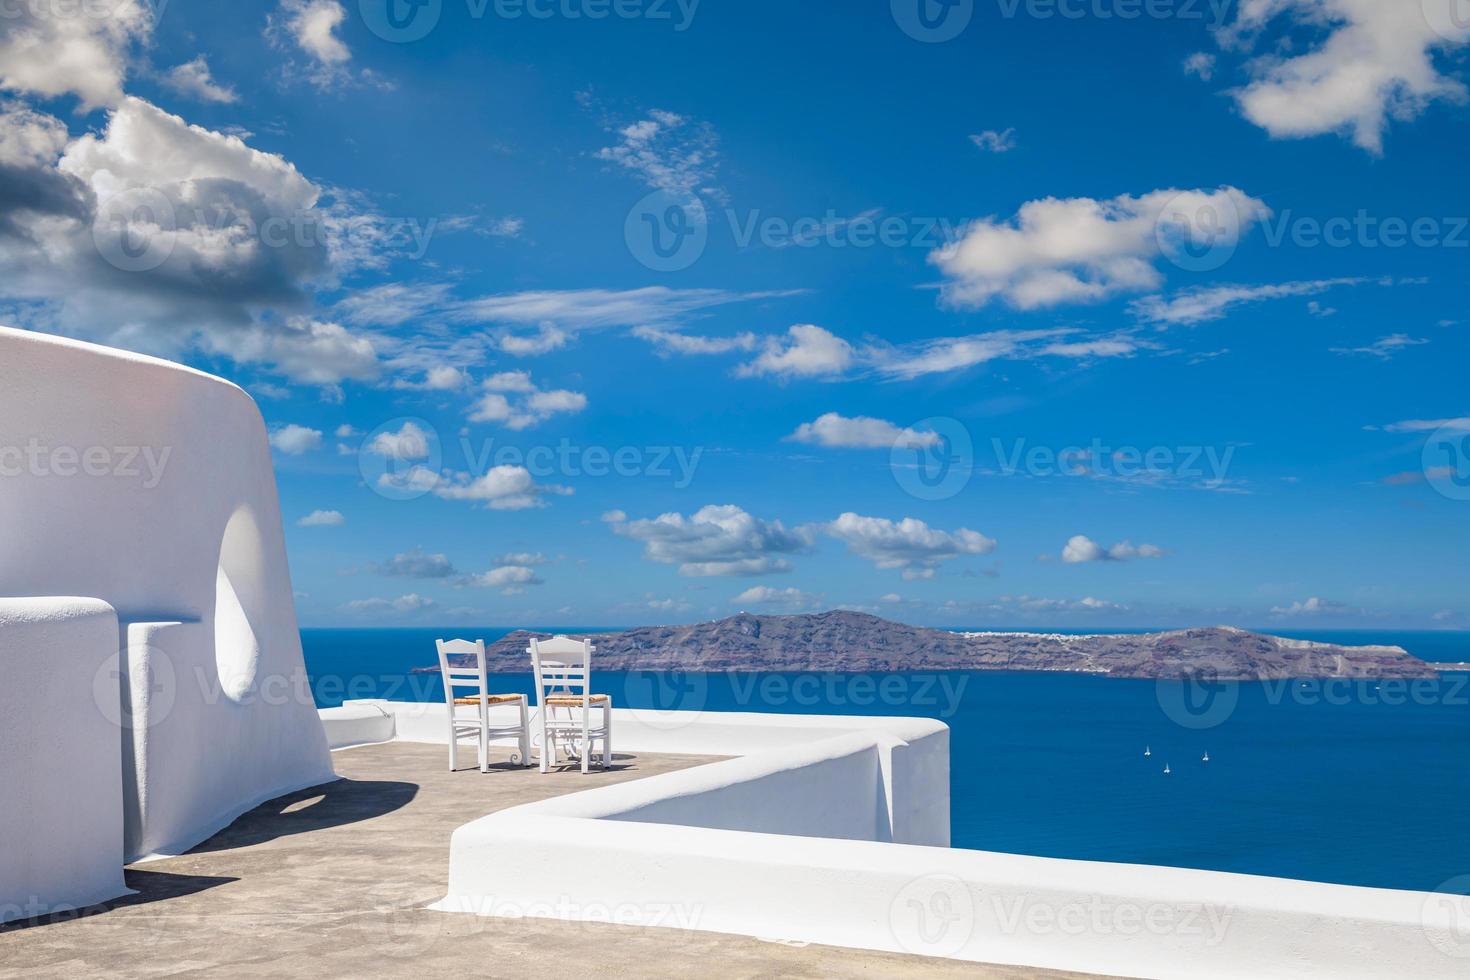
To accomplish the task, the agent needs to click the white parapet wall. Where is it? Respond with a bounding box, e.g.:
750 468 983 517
327 700 1463 978
0 598 129 923
0 327 335 873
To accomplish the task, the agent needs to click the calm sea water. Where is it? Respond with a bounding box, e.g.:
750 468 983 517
301 627 1470 894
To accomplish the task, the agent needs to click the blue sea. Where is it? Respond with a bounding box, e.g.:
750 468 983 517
302 627 1470 895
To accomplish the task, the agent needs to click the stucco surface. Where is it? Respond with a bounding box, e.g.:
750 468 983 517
0 742 1100 980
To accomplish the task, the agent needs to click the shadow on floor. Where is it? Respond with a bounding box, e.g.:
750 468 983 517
0 869 238 933
187 777 419 854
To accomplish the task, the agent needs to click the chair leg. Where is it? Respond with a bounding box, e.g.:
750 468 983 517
581 708 590 775
538 708 549 773
602 702 612 768
518 698 531 767
479 707 489 773
447 709 457 772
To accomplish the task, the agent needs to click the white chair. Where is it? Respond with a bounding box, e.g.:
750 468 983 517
529 635 611 774
436 638 530 772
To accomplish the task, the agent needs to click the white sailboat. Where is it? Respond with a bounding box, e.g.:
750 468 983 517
1163 763 1171 774
1144 745 1151 757
1202 751 1210 763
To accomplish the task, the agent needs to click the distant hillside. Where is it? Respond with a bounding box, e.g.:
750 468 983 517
424 610 1436 680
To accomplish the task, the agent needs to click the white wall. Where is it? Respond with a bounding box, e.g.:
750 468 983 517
0 326 334 863
0 597 128 923
350 697 1461 979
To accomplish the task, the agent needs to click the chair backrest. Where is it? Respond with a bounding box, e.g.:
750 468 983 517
437 638 487 705
528 635 594 706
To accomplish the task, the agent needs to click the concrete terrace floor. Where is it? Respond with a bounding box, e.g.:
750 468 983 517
1 742 1105 979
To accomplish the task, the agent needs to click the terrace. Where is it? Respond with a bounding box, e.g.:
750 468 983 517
0 741 1089 979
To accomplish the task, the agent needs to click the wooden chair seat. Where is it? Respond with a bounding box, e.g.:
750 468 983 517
452 693 525 706
544 693 610 706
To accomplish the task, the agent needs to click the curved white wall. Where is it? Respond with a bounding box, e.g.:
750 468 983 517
0 326 334 862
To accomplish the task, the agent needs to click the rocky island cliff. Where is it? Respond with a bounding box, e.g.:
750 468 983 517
423 610 1436 680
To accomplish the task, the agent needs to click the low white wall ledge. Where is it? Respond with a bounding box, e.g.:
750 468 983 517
0 597 130 923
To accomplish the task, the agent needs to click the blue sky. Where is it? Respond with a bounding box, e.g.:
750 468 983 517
2 0 1468 627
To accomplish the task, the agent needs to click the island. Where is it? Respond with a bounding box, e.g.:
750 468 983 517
416 610 1439 680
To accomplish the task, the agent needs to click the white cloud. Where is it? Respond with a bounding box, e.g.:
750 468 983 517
1131 278 1372 325
594 109 718 203
631 325 759 356
929 187 1268 309
345 593 437 614
787 413 940 450
297 509 344 527
969 128 1017 152
824 513 995 579
469 371 587 430
996 594 1125 613
274 0 350 65
497 551 548 566
368 546 457 579
1060 535 1165 563
1217 0 1469 153
465 564 544 595
1366 416 1470 434
732 586 822 610
601 509 628 523
611 504 811 577
269 423 323 455
870 328 1070 380
161 57 238 104
1330 333 1429 359
225 317 380 386
483 216 524 238
448 286 790 332
499 323 570 356
1270 596 1346 616
0 0 152 109
1183 52 1216 81
737 324 854 379
432 465 572 510
366 421 433 460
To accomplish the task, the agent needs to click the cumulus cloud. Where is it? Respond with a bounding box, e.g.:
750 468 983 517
367 546 457 579
608 504 812 577
928 187 1268 309
161 57 238 104
787 413 941 450
269 423 323 454
1060 535 1165 563
366 420 433 460
464 564 544 595
345 593 437 614
1183 52 1216 81
1216 0 1469 153
498 323 570 356
737 324 854 379
732 586 822 611
0 0 152 109
1270 596 1346 616
631 325 759 356
824 513 995 579
297 509 344 527
469 371 587 430
432 465 572 510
